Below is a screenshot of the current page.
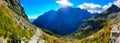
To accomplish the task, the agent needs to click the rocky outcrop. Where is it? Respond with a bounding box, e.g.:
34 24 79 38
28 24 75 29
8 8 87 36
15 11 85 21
105 5 120 43
108 9 120 43
88 5 120 43
111 23 120 43
4 0 28 20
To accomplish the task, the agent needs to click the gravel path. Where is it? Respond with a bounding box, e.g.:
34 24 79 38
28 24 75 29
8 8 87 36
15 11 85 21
28 28 42 43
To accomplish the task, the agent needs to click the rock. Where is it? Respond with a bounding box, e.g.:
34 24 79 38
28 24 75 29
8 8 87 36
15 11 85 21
111 24 120 43
4 0 28 20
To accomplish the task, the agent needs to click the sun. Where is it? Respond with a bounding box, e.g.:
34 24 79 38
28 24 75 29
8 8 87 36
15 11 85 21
56 0 73 7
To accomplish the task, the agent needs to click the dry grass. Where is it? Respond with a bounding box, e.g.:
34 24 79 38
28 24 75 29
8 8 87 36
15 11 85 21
79 24 111 43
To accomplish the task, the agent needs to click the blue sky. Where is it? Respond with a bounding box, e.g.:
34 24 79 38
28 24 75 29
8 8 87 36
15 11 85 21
20 0 114 19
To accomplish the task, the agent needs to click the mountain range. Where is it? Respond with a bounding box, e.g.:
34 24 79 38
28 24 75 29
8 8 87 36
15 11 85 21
69 5 120 39
33 4 120 43
33 6 97 35
0 0 120 43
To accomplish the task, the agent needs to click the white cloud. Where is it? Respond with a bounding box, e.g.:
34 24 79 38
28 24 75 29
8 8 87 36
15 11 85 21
103 3 112 10
77 3 112 14
56 0 73 7
114 0 120 8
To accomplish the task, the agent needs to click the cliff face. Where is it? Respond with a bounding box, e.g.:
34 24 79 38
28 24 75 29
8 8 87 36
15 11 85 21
4 0 28 20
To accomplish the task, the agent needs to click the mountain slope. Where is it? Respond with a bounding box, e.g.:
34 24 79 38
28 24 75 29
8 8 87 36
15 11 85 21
0 2 31 42
33 4 120 43
71 4 120 43
1 0 120 43
33 6 96 35
0 0 47 43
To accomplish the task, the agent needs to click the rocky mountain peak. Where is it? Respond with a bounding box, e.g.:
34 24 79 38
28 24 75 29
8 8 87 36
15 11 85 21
106 4 120 14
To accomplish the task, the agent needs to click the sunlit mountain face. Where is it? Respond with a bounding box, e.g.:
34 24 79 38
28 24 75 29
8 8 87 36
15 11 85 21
33 6 97 35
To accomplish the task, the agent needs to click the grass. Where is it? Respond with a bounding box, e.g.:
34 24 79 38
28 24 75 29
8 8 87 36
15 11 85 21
41 28 62 37
0 3 32 40
41 31 65 43
41 30 82 43
79 24 111 43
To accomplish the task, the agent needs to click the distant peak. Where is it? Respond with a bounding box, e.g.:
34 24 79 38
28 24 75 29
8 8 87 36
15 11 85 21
111 4 120 8
105 4 120 14
108 4 120 10
59 6 72 11
61 6 72 8
61 6 72 9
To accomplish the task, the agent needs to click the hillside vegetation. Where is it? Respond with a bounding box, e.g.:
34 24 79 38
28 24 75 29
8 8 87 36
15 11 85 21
0 3 33 41
79 24 111 43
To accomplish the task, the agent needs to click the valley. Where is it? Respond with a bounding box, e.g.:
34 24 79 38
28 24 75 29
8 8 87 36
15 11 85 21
0 0 120 43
